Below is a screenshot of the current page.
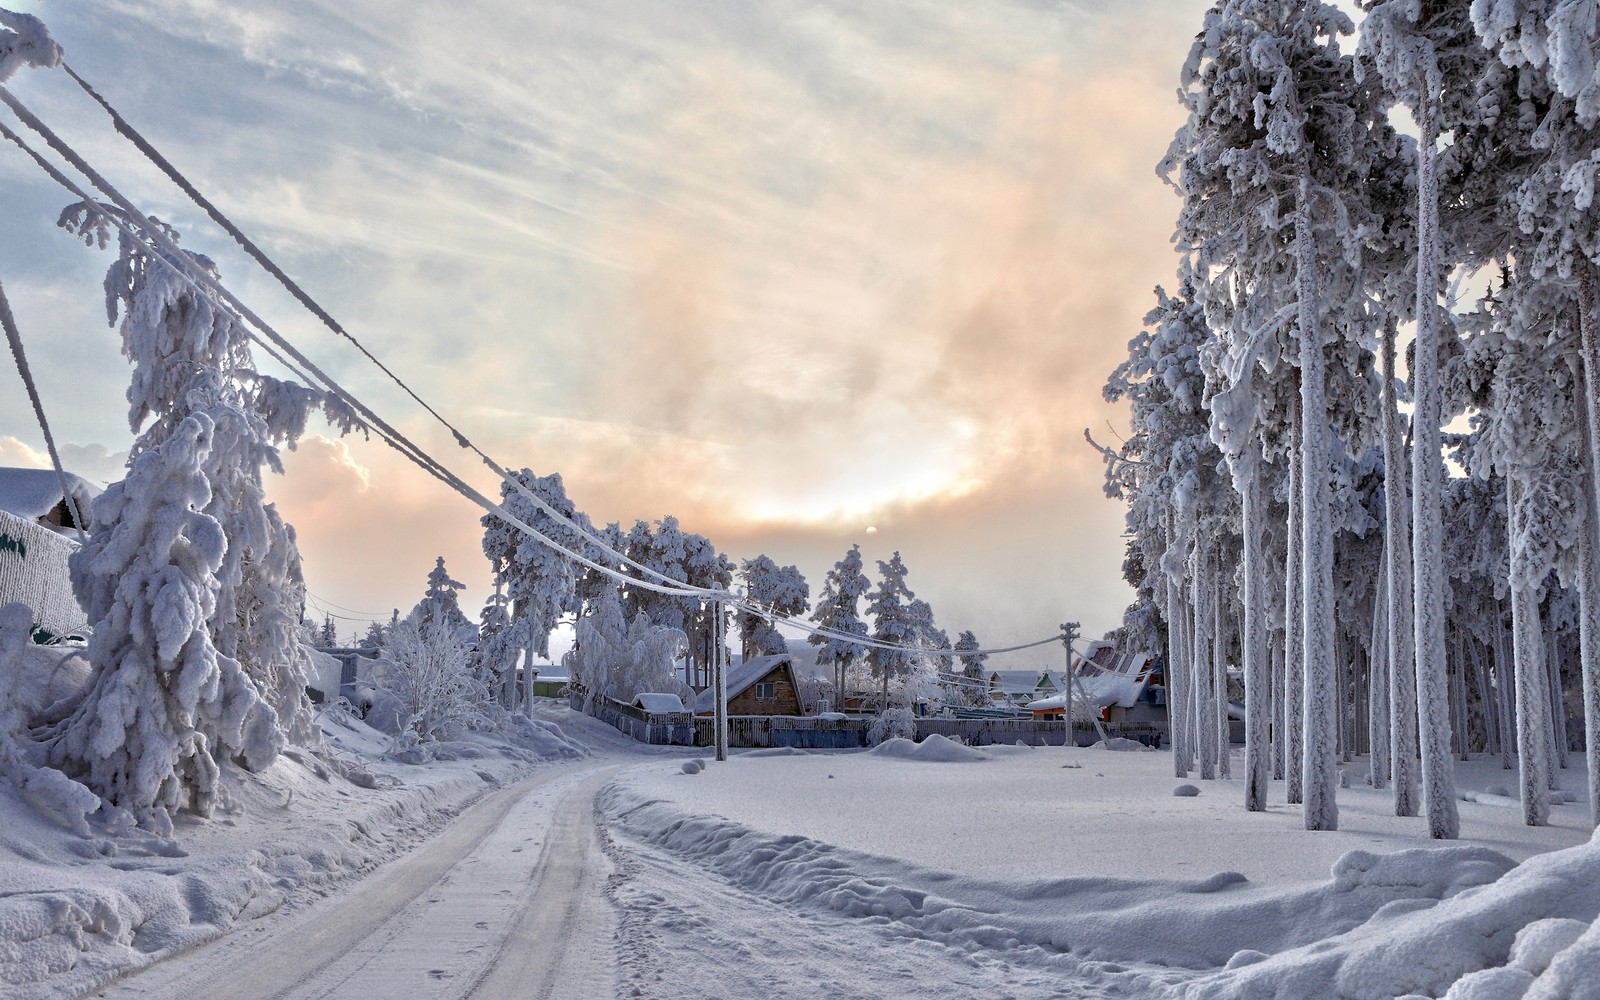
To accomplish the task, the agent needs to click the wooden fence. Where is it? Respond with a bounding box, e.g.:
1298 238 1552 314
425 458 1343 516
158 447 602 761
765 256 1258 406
573 690 1170 751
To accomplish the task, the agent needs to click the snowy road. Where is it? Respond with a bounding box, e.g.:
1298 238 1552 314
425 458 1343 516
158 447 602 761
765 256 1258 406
92 761 623 1000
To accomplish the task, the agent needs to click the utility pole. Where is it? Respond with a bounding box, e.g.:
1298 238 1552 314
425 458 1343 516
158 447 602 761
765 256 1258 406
1060 621 1080 749
713 587 729 762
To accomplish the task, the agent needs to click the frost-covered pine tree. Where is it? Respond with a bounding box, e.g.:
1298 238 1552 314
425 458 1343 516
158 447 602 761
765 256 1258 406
809 545 871 705
1468 1 1600 827
1100 282 1225 781
481 470 581 705
1164 0 1394 829
737 555 809 659
866 552 919 711
40 414 279 834
955 630 989 707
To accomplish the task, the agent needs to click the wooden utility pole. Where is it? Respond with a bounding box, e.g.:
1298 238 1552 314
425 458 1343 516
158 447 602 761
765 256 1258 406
1061 621 1080 748
713 588 729 762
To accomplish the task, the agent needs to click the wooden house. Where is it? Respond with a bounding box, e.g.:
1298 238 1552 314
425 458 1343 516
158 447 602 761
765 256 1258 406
690 654 803 716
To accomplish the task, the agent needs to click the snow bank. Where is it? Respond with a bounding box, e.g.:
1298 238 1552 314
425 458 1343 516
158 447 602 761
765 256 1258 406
1178 831 1600 999
598 747 1598 997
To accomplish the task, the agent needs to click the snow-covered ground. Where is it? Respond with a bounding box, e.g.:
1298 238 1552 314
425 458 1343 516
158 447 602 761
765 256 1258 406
6 705 1600 1000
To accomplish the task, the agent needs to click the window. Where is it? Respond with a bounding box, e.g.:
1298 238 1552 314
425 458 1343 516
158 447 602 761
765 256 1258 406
754 682 776 700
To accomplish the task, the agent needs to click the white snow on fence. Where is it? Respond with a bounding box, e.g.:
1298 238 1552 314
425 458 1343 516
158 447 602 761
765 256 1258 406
0 508 86 636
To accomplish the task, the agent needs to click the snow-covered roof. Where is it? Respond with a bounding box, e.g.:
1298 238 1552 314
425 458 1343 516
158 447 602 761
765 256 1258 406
633 692 687 714
0 467 99 523
989 669 1061 696
690 654 794 713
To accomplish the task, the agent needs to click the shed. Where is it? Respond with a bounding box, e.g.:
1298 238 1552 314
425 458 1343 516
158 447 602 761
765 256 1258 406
691 654 802 716
633 692 687 714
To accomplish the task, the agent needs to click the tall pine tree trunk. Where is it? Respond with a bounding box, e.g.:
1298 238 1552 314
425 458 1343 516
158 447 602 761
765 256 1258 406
1409 99 1460 839
1244 450 1270 810
1577 263 1600 827
1194 544 1217 781
1297 167 1338 832
1370 552 1391 790
1508 478 1551 825
1167 573 1191 777
1383 314 1420 816
1285 399 1306 805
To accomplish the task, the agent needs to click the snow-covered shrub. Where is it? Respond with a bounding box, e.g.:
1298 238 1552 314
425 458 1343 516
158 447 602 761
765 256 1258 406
377 613 490 746
39 415 280 835
867 706 915 746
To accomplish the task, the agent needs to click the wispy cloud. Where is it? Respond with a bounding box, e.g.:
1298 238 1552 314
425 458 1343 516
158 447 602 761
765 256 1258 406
0 0 1200 645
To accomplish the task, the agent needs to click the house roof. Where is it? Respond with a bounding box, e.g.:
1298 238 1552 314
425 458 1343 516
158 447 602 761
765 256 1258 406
633 692 687 714
989 669 1062 696
690 654 794 713
0 467 99 524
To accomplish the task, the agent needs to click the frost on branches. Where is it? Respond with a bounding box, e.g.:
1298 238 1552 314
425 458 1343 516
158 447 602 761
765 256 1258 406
39 416 279 836
563 588 688 705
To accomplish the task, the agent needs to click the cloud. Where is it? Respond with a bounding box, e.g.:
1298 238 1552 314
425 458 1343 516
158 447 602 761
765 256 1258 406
2 0 1204 647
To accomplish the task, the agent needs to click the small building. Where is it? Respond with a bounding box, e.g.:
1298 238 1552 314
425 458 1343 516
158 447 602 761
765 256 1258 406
633 692 687 714
690 654 803 716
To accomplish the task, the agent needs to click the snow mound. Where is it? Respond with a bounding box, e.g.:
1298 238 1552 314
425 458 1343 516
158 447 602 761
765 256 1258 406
682 761 703 775
744 747 809 758
868 735 989 763
1174 784 1201 797
1091 738 1151 752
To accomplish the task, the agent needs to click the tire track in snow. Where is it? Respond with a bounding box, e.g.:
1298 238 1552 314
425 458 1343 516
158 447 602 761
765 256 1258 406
92 760 621 1000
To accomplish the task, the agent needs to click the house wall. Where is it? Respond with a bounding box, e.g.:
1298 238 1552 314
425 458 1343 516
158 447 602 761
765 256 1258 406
726 664 801 716
0 509 86 638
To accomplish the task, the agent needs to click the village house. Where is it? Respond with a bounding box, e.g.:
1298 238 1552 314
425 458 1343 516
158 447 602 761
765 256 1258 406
690 653 803 717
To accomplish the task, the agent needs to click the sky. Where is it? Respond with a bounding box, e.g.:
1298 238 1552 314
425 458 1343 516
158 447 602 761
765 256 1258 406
0 0 1205 664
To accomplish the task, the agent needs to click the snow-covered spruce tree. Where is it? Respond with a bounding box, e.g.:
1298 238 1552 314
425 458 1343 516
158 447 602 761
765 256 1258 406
1163 0 1395 829
412 556 473 642
905 597 952 709
809 545 871 704
40 205 355 815
955 630 990 707
358 619 387 650
1462 284 1588 825
473 584 518 706
737 555 810 660
866 552 919 711
40 414 279 834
